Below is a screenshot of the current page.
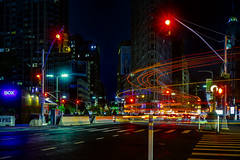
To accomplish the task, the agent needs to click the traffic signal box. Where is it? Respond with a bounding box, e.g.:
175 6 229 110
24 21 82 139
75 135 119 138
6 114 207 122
56 33 71 53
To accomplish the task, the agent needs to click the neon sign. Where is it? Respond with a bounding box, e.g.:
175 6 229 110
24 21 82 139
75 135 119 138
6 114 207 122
2 89 17 97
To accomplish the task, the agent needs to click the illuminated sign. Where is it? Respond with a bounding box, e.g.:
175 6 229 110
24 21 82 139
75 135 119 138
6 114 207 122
2 89 17 97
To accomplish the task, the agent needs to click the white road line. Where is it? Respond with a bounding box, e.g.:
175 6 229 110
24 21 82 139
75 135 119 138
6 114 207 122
117 129 134 133
88 128 112 132
41 147 57 151
188 158 224 160
0 156 12 160
198 143 240 146
154 129 162 132
192 152 240 157
165 130 175 133
1 138 14 141
74 141 85 144
112 134 119 137
181 130 191 134
195 145 240 148
134 129 145 133
96 137 105 140
102 128 120 133
193 148 240 152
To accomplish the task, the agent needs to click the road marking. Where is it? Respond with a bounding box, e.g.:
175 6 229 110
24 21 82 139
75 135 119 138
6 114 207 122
134 129 145 133
193 148 240 152
181 130 191 134
88 128 112 132
0 156 12 159
192 152 240 157
112 134 119 137
198 142 240 145
96 137 105 140
102 128 120 133
74 141 85 144
165 130 175 133
199 140 240 143
41 147 57 151
1 138 14 141
117 129 134 133
188 158 224 160
195 145 240 148
154 129 162 132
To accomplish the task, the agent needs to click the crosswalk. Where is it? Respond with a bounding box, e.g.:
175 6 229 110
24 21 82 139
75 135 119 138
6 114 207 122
188 134 240 160
70 127 193 135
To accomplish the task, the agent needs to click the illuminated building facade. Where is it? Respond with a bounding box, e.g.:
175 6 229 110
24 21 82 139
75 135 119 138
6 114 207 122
226 16 240 107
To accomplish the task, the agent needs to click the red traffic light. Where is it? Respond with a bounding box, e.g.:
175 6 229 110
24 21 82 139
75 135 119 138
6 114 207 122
218 88 223 94
165 20 171 26
56 34 61 40
76 100 80 104
130 98 134 103
165 90 170 94
44 93 48 97
36 74 41 79
61 99 65 104
126 97 135 104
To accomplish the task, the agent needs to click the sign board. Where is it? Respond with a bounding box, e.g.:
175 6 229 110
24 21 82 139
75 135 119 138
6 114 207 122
206 79 213 92
0 115 15 126
1 89 17 97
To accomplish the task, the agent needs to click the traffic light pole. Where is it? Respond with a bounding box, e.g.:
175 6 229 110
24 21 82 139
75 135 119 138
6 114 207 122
224 35 227 120
40 49 45 125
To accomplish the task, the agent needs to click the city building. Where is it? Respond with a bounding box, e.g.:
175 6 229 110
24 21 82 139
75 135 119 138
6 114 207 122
130 0 172 103
0 0 69 122
225 15 240 114
70 34 106 107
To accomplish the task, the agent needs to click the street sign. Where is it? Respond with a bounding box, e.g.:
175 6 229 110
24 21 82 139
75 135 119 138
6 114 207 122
39 94 45 104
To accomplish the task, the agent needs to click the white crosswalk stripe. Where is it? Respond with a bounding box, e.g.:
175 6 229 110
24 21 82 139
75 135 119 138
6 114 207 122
188 134 240 160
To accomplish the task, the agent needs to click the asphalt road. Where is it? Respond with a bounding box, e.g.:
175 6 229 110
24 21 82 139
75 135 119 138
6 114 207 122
1 122 240 160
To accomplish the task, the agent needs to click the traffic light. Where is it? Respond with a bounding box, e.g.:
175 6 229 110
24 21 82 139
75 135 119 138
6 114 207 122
76 100 80 104
36 74 41 79
165 19 171 26
218 87 223 94
44 93 48 97
126 97 135 104
61 99 66 104
165 90 170 94
56 34 61 40
63 33 71 53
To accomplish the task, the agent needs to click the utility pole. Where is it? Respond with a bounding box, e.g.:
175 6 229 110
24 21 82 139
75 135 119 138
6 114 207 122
224 35 227 120
40 49 45 125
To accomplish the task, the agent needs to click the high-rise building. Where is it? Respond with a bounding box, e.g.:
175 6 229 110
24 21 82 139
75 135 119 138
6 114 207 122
70 34 106 106
130 0 172 102
0 0 69 92
226 16 240 107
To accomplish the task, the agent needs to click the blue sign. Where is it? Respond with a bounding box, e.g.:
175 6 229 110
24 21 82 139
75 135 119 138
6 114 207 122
2 89 17 97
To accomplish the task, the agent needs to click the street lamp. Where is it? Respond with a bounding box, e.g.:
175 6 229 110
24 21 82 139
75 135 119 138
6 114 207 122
40 27 64 125
46 74 69 104
198 70 213 79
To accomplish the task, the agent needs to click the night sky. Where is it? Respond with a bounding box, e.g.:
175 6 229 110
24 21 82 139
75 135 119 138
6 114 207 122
69 0 240 100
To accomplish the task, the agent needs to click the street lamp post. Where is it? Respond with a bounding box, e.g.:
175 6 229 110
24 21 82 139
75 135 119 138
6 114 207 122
46 74 69 104
40 27 64 125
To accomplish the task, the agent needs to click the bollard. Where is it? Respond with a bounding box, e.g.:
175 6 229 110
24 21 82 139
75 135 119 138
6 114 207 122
198 116 201 131
148 115 153 160
217 115 220 134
